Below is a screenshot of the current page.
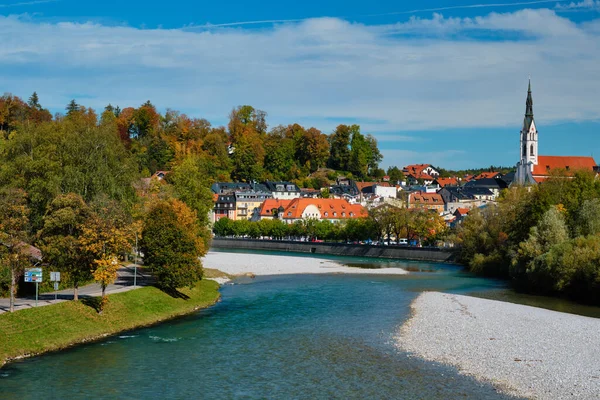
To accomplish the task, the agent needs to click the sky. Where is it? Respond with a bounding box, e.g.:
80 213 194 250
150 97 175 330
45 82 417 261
1 0 599 170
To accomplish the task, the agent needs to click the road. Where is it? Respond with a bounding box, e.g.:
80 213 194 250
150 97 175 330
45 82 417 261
0 264 153 314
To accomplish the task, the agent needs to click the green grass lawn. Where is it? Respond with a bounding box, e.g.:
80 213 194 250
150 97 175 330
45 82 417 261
0 280 220 367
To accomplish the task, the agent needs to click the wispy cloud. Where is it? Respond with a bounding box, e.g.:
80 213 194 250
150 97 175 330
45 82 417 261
555 0 600 10
0 0 58 8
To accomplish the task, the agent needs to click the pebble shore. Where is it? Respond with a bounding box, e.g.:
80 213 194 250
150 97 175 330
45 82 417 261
203 251 408 276
396 292 600 399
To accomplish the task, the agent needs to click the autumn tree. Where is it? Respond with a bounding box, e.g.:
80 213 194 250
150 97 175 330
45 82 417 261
38 193 93 300
0 189 32 312
141 199 206 291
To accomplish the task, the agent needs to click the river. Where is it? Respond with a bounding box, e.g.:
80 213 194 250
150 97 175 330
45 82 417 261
1 250 596 399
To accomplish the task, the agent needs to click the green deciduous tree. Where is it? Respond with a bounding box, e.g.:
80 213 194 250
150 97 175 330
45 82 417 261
0 189 32 312
141 199 206 291
38 193 93 300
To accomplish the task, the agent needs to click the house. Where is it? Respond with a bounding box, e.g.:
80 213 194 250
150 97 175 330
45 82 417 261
213 194 237 222
211 182 269 195
403 164 440 185
300 188 321 198
452 208 470 226
438 186 494 213
329 179 360 201
281 198 368 223
264 181 302 200
152 170 169 180
472 171 502 180
407 191 444 213
432 177 459 188
253 199 293 221
234 189 273 220
463 178 507 199
515 80 598 184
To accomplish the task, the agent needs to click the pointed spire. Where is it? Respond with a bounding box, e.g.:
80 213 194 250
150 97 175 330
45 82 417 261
525 78 533 118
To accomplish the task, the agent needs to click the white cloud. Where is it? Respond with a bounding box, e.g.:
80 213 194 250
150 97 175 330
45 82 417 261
0 9 598 138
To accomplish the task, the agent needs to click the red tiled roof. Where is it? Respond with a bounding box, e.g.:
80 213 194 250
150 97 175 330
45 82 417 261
532 156 597 177
454 208 470 216
403 164 430 174
434 177 459 187
355 181 376 191
473 172 499 180
409 191 444 206
259 199 292 217
282 198 367 220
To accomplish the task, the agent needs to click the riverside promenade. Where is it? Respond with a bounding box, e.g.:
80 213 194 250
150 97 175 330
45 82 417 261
0 264 151 314
211 238 455 262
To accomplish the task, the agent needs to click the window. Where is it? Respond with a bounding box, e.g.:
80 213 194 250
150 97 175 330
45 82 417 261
324 212 329 217
530 144 534 156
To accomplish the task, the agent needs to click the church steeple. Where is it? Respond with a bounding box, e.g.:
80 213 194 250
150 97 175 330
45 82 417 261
520 78 538 170
525 78 533 118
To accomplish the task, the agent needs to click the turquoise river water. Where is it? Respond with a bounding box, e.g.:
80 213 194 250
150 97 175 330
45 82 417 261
3 250 596 399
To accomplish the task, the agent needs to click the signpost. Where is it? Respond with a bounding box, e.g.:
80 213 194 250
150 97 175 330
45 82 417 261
50 272 61 300
24 268 43 307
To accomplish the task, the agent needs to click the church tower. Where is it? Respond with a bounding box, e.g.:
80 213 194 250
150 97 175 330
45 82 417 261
520 79 538 171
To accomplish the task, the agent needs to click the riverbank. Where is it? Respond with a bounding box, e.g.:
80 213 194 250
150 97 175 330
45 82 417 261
0 280 220 368
203 251 409 276
211 238 455 262
396 292 600 399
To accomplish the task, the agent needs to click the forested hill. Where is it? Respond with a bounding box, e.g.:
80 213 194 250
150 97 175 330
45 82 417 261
0 93 384 184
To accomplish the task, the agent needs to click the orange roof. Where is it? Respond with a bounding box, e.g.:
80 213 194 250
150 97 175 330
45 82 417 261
282 198 367 220
473 172 499 180
435 177 459 187
455 208 470 216
259 199 292 217
403 164 430 174
532 156 597 177
463 174 474 182
409 191 444 206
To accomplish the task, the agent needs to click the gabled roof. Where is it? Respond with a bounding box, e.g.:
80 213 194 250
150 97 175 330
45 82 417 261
282 198 367 220
532 156 597 177
263 181 301 193
454 208 470 216
259 199 293 217
433 177 459 187
409 191 444 206
464 178 507 190
473 172 500 180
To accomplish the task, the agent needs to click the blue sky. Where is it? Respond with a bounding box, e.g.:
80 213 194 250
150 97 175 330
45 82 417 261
1 0 599 169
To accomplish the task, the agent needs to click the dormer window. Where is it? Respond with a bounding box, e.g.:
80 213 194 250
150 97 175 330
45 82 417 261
324 212 328 217
566 166 570 171
546 165 550 171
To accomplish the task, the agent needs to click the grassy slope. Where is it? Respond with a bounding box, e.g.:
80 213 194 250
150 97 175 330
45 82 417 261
0 280 220 367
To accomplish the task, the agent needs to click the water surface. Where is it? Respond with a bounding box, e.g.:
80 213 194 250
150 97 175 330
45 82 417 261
0 253 531 399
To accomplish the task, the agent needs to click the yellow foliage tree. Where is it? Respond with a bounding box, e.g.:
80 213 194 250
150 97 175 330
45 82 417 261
92 255 120 312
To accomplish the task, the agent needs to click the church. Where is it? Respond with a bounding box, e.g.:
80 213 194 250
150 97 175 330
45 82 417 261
514 80 598 185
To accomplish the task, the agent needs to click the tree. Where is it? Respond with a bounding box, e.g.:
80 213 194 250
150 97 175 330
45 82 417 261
141 199 206 291
66 99 80 116
92 255 120 312
169 155 215 230
38 193 93 300
0 189 32 312
28 92 41 110
328 125 353 171
387 166 405 183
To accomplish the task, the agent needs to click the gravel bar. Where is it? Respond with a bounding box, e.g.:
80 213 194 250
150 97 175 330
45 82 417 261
203 251 408 276
396 292 600 400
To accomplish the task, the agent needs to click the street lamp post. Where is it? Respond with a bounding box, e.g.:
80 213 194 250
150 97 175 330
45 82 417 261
134 232 138 287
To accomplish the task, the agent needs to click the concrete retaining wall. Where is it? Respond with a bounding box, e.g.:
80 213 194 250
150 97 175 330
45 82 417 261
211 238 455 263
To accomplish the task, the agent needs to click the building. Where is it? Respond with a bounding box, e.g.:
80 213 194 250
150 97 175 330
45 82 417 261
280 198 368 223
264 181 302 200
432 177 459 188
403 164 440 185
407 191 444 213
438 186 493 213
463 178 507 199
515 80 597 184
234 190 273 220
213 194 237 222
253 199 293 221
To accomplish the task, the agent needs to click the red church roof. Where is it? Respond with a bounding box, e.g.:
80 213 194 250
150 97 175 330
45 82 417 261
532 156 597 177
